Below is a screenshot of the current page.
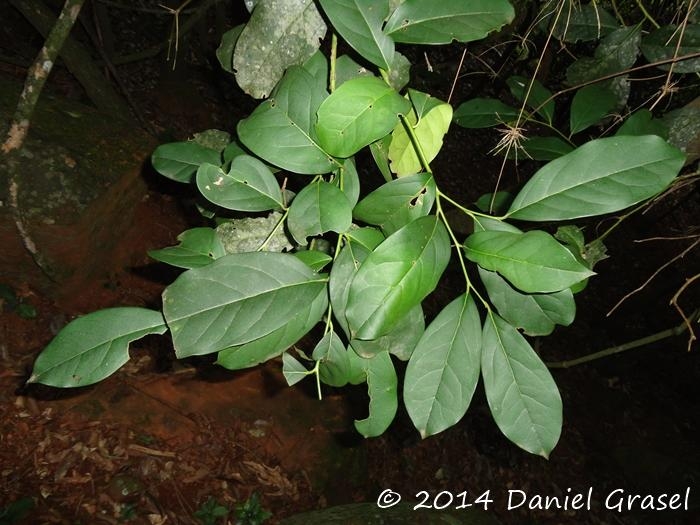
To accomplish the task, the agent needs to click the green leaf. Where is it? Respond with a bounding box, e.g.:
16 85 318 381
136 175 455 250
475 191 513 214
347 215 450 339
237 66 338 175
282 352 310 386
369 135 393 182
507 76 554 125
196 156 283 212
216 285 327 370
569 84 617 135
216 24 244 74
350 305 424 360
216 212 293 254
346 226 385 251
28 308 167 387
551 3 617 42
353 173 436 235
662 105 700 158
148 228 226 269
294 250 333 271
518 136 574 161
334 157 361 207
566 26 641 85
318 0 394 70
163 253 327 357
453 98 520 128
386 52 411 91
642 25 700 74
482 313 562 458
313 331 351 387
233 0 326 98
151 142 221 183
404 293 481 438
384 0 514 44
335 54 373 87
193 129 231 152
354 351 398 437
389 98 452 176
478 267 575 336
616 109 669 139
506 136 686 221
463 230 594 293
316 76 411 158
287 180 353 244
223 140 247 164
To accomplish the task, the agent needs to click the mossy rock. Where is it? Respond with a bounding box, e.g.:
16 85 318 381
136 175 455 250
0 77 155 298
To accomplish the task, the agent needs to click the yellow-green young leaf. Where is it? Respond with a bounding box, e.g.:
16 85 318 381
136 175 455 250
346 216 451 340
216 285 327 370
389 102 452 176
482 313 562 458
163 252 327 358
506 136 685 221
463 230 594 293
316 76 411 158
28 308 167 387
404 294 481 438
354 351 398 437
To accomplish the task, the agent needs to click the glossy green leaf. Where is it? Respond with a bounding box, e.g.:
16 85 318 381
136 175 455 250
354 351 398 437
517 136 574 161
506 136 686 221
507 76 555 125
551 3 617 42
453 98 520 128
196 156 283 212
404 293 481 438
151 142 221 183
329 239 374 339
463 230 594 293
353 173 436 235
616 109 668 139
216 285 327 370
346 215 450 339
478 267 575 336
216 25 245 74
294 250 333 272
384 0 514 44
316 76 411 158
346 227 385 251
148 228 226 269
350 305 424 360
482 313 562 458
389 99 452 176
642 25 700 74
287 181 353 244
237 66 338 174
313 331 351 387
334 157 361 207
369 135 393 182
318 0 394 70
28 308 167 387
569 84 617 135
233 0 326 98
335 54 373 87
282 352 310 386
163 253 327 357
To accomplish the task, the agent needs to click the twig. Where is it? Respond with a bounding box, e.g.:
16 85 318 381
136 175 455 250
607 238 700 315
547 308 699 368
447 46 467 105
670 273 700 352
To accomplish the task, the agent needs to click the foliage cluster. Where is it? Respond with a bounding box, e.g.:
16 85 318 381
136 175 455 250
29 0 697 457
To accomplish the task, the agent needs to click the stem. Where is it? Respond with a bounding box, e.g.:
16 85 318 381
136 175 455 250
546 309 699 368
634 0 660 28
399 113 431 173
329 33 337 93
257 209 289 251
